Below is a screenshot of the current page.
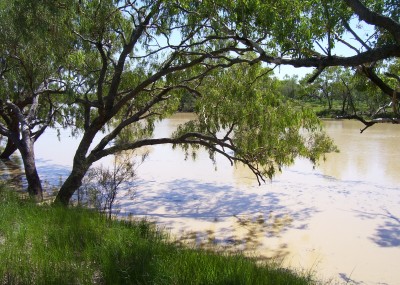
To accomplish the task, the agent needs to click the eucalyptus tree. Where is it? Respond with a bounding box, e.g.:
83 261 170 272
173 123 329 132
54 0 336 205
0 0 74 199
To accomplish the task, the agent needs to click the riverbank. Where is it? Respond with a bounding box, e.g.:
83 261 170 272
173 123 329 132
0 185 316 285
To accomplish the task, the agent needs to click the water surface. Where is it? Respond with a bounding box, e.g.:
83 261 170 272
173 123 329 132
4 114 400 284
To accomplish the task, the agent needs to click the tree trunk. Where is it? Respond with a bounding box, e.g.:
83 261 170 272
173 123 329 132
55 166 88 206
341 95 347 114
327 97 332 110
393 89 398 116
19 137 43 201
0 118 19 159
0 139 18 159
55 121 105 206
348 93 356 114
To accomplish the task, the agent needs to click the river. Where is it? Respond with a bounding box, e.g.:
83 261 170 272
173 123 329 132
2 113 400 285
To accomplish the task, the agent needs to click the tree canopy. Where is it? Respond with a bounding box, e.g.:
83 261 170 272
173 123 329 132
0 0 75 198
1 0 398 204
231 0 400 99
53 0 340 205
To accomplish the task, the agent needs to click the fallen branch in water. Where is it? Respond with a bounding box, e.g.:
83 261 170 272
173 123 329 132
336 114 400 133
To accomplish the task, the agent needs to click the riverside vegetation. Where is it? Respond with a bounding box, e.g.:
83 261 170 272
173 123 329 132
0 184 316 285
1 1 399 284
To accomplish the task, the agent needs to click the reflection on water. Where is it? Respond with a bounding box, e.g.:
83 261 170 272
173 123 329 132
1 114 400 285
321 119 400 186
0 156 25 190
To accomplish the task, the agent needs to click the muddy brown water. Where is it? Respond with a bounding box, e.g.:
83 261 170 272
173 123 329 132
2 113 400 284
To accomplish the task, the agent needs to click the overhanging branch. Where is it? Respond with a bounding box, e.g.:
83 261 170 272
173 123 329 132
344 0 400 44
88 131 266 184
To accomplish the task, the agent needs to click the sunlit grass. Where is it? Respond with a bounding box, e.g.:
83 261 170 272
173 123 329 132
0 185 316 284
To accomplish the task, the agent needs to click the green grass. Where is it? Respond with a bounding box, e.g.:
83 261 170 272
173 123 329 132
0 185 316 285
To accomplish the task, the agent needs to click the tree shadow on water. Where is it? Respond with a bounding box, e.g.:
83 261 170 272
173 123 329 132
371 219 400 247
120 178 317 222
338 273 364 285
358 209 400 248
0 156 25 187
118 178 319 260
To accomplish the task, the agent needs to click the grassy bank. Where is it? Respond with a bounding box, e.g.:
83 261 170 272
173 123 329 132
0 185 315 285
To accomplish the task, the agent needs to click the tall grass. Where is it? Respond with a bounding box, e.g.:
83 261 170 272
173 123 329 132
0 185 316 284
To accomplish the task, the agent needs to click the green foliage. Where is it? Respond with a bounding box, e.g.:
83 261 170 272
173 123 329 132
0 185 315 284
174 63 336 179
0 0 76 129
178 92 197 112
7 0 388 202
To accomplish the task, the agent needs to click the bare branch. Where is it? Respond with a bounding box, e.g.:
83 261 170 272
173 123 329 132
342 18 371 51
337 114 400 133
105 0 162 111
334 34 360 54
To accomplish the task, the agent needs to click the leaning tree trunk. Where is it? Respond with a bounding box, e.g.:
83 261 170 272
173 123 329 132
19 136 43 201
54 122 104 206
0 119 19 159
0 139 18 159
55 164 88 206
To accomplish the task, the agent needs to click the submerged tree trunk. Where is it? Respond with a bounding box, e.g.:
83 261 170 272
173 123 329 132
55 166 87 206
19 136 43 201
0 139 17 159
0 119 19 159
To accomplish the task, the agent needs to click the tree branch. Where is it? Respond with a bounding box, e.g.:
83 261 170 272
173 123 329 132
361 65 399 99
338 114 400 133
90 86 173 155
88 131 266 184
344 0 400 44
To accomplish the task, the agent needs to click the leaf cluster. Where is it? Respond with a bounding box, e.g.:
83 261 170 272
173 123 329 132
174 62 336 180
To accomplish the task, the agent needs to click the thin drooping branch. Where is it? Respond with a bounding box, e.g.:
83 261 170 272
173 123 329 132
89 131 266 184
